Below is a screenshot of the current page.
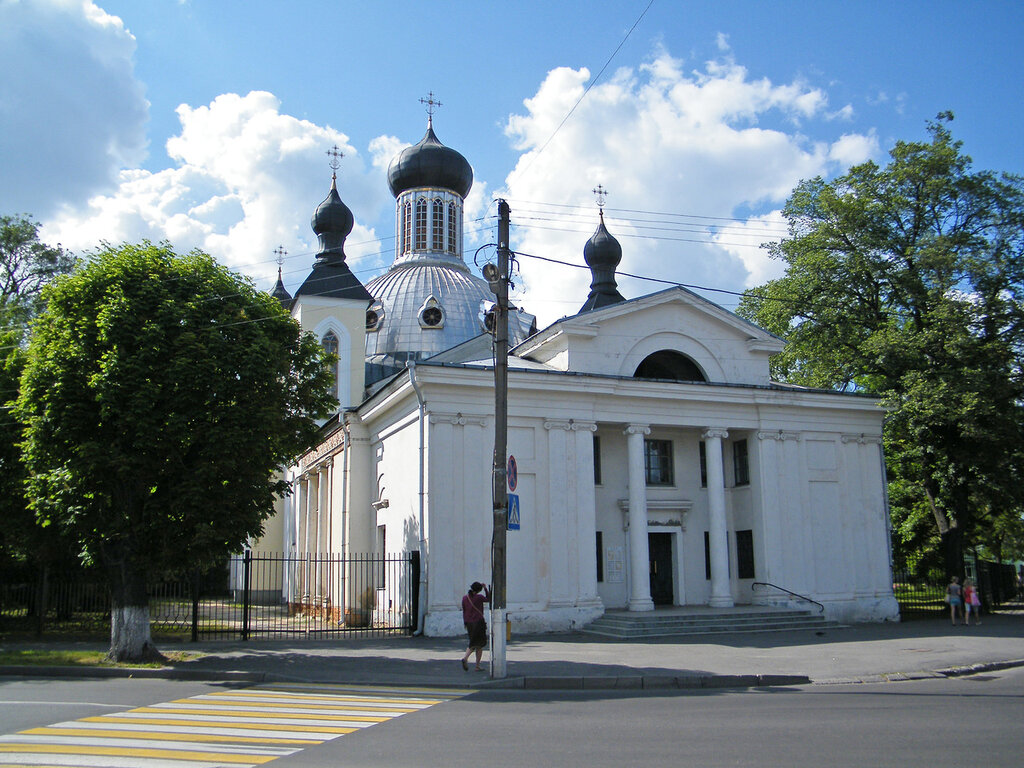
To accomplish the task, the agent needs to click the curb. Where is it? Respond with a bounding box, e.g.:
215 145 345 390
0 665 267 683
811 658 1024 686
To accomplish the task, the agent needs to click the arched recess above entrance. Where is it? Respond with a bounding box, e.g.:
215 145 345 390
620 332 724 383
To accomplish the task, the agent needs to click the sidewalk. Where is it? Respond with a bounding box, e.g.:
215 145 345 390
3 610 1023 691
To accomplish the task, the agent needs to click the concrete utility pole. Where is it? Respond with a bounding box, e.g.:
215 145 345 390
487 199 510 679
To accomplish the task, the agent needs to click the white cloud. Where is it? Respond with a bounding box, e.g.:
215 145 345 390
0 0 148 218
502 50 875 328
829 131 880 167
47 91 391 288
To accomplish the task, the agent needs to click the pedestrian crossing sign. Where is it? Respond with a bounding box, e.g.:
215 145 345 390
508 493 520 530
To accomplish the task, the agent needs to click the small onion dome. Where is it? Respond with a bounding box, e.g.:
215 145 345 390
387 123 473 199
311 175 354 259
271 266 292 303
580 210 625 312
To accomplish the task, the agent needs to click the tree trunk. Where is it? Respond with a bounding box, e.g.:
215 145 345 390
106 558 164 663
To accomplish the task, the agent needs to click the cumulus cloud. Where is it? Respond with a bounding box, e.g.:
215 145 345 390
0 0 148 219
47 91 392 288
502 50 877 327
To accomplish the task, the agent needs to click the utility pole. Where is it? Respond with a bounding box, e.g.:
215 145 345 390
486 199 510 679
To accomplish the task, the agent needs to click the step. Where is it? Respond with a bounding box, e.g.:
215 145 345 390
581 609 840 639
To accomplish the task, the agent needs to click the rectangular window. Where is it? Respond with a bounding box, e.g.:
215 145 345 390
596 531 604 583
644 439 674 485
593 435 602 485
376 525 386 583
733 439 750 486
699 441 707 487
736 529 755 579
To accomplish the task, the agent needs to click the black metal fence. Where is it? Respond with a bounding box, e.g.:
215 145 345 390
893 560 1020 618
0 551 419 641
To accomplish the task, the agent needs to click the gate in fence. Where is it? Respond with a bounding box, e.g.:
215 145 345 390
1 552 419 641
155 551 420 641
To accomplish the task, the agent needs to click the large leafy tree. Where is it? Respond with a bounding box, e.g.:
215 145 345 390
0 215 74 568
16 242 336 660
738 115 1024 578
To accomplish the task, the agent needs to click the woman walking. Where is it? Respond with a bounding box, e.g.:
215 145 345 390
460 582 491 671
963 578 982 625
946 576 963 625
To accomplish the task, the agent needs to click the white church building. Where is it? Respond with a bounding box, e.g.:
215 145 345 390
256 113 901 635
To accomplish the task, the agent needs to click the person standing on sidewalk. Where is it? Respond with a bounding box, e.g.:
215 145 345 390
946 576 964 625
460 582 491 671
963 578 982 625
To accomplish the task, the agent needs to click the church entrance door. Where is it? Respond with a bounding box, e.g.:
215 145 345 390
648 532 674 605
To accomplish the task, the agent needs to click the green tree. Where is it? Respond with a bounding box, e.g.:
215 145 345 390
0 215 74 570
15 242 336 661
738 115 1024 578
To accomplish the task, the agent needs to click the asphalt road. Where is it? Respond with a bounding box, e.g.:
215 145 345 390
1 669 1022 767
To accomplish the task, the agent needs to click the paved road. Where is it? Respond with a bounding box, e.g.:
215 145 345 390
3 667 1022 767
293 667 1024 768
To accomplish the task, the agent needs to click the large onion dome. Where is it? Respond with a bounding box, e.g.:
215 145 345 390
387 122 473 199
579 210 626 313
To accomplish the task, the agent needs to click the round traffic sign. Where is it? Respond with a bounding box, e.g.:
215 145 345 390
507 455 518 492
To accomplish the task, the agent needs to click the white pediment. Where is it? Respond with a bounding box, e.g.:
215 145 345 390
514 287 784 387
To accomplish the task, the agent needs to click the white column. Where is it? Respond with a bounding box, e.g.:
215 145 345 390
625 423 654 612
574 421 601 607
703 428 733 608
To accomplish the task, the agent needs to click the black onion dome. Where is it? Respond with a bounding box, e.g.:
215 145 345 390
579 210 626 313
584 210 622 269
387 123 473 199
311 176 354 258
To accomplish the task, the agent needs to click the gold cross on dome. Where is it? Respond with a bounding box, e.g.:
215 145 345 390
273 245 287 268
593 184 608 210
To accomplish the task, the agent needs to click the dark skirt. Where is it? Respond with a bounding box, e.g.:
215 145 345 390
465 619 488 650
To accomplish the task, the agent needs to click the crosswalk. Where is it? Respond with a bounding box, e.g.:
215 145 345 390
0 681 472 767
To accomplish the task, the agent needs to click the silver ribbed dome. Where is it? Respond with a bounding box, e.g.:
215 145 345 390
365 260 491 365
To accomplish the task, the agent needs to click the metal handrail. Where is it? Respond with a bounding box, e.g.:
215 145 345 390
752 581 825 614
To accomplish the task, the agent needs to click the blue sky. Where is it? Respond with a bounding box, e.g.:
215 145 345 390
2 0 1022 327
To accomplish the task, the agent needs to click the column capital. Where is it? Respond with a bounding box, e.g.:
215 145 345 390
701 427 729 440
624 423 651 437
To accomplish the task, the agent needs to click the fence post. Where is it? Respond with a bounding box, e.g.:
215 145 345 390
241 550 252 642
191 568 200 643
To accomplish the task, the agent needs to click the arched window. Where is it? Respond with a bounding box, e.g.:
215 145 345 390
447 201 457 254
633 350 706 382
431 197 445 251
415 198 427 251
321 331 339 399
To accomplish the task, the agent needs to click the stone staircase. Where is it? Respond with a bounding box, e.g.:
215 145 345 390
581 606 841 639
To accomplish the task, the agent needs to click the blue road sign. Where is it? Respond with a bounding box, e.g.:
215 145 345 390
507 455 518 492
507 493 520 530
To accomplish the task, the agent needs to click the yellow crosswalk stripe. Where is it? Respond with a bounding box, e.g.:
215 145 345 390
0 682 471 767
22 726 320 745
0 742 277 762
